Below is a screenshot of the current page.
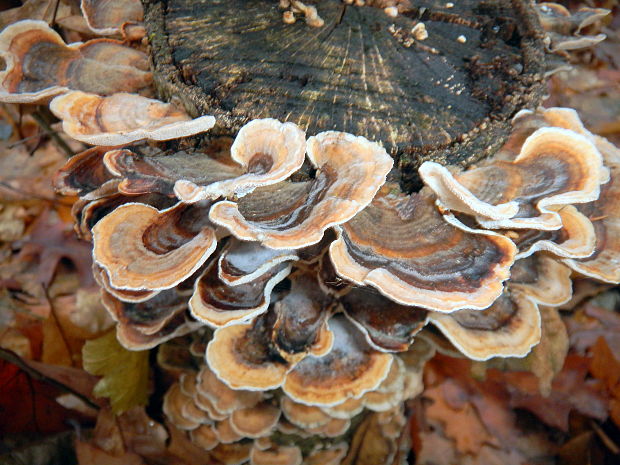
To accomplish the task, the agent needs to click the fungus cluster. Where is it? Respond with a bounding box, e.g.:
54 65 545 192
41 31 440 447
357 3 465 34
48 105 620 462
1 4 618 464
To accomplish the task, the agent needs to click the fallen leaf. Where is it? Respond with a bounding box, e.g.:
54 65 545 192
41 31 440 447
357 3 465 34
82 331 150 414
0 357 88 435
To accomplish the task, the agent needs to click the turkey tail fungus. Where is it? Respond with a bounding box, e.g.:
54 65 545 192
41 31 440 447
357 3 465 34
0 0 613 462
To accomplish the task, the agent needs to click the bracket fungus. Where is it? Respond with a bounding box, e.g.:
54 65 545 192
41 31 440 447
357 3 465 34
81 0 145 39
419 127 606 230
92 202 217 291
0 20 151 102
209 131 393 249
329 188 516 312
49 91 216 145
38 0 620 459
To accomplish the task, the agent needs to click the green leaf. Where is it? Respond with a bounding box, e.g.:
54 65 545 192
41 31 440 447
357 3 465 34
82 331 150 414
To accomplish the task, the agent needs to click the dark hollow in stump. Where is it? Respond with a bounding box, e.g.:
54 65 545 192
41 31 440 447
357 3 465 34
144 0 547 190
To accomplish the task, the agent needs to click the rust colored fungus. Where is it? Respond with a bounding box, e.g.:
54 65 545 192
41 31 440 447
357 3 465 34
92 202 217 291
271 271 333 363
0 20 151 102
50 91 215 145
509 253 573 307
329 188 516 312
563 142 620 283
206 314 289 391
218 239 297 286
535 2 609 51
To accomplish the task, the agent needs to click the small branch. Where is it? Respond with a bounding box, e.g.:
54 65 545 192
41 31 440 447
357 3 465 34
0 348 100 411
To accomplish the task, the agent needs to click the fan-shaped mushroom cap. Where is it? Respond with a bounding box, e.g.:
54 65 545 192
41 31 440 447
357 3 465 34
163 383 201 431
536 2 609 51
361 357 406 412
92 201 216 291
319 398 365 420
50 91 216 145
175 119 306 202
345 408 405 465
271 271 332 362
306 417 351 438
73 186 175 242
102 138 243 196
429 290 542 361
250 443 302 465
53 147 116 197
341 289 428 352
214 418 244 444
510 254 573 306
206 315 289 391
563 144 620 283
304 443 348 465
189 259 292 328
93 264 160 303
81 0 143 35
116 311 201 351
420 127 605 230
209 131 393 249
511 204 596 260
218 239 297 286
0 20 151 102
210 442 252 465
230 402 281 438
179 376 212 424
196 365 262 415
190 424 219 451
329 189 516 312
281 396 331 429
101 287 187 338
282 316 393 407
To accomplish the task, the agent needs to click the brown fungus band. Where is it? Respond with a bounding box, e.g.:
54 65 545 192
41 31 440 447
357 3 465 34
209 131 393 249
420 127 606 230
329 189 516 312
93 201 217 291
50 91 215 145
0 20 151 102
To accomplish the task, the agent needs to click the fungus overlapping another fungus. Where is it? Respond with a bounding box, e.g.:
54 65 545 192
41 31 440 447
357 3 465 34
189 259 292 327
92 202 217 291
50 91 216 145
282 316 393 406
175 119 306 202
0 20 151 102
52 94 620 460
536 2 609 51
562 143 620 283
420 128 606 230
81 0 144 38
329 188 516 312
429 290 542 361
209 131 393 249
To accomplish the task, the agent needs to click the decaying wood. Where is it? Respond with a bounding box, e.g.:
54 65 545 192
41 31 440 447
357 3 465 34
144 0 547 190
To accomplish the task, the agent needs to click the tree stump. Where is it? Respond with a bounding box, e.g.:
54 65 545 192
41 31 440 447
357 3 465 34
144 0 548 190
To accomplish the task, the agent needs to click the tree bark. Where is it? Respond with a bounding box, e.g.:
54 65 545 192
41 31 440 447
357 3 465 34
143 0 547 189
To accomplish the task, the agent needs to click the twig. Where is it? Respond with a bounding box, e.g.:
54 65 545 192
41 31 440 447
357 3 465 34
0 347 100 411
31 110 74 158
